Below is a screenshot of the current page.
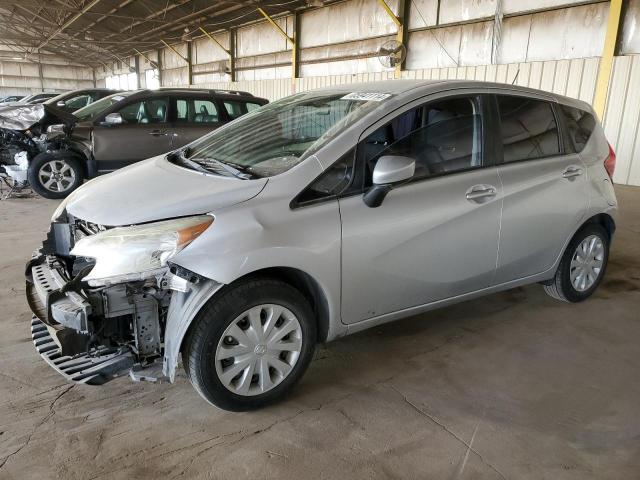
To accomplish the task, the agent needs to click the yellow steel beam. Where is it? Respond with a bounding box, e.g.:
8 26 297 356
257 7 294 45
160 39 188 64
257 7 296 80
593 0 623 119
377 0 402 27
133 48 157 67
378 0 405 78
198 26 230 55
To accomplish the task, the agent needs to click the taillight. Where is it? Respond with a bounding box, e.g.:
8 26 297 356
604 143 616 180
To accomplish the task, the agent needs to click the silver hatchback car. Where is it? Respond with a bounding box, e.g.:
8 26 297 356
26 80 617 410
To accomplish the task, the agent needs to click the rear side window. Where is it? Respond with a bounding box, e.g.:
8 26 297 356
560 105 596 153
246 102 262 112
175 98 219 123
497 96 560 163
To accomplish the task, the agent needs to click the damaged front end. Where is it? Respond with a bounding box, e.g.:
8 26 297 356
0 104 77 172
25 211 216 385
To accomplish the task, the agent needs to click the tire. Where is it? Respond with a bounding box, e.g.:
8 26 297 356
543 224 610 303
182 277 316 411
28 152 84 199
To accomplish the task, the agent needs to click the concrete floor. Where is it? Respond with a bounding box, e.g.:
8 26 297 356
0 186 639 480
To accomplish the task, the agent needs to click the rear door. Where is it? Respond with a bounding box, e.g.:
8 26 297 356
169 95 223 148
92 95 171 172
492 93 588 284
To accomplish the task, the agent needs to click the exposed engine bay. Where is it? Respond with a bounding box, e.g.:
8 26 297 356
25 213 204 384
0 103 76 172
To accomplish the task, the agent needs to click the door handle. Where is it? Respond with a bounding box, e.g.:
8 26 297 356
562 166 583 178
465 184 497 202
149 130 168 136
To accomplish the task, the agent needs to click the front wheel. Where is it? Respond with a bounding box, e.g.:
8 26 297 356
182 278 316 411
543 224 610 302
28 153 83 199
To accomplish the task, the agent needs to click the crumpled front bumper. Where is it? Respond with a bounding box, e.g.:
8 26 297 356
25 253 134 384
25 254 91 331
30 316 133 385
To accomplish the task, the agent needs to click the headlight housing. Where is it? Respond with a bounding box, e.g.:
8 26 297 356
71 215 213 286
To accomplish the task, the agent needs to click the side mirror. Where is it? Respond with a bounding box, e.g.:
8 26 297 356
104 112 123 125
46 123 65 140
56 100 66 108
363 155 415 208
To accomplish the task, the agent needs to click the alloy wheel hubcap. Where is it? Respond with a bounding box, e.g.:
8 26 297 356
215 304 302 396
38 160 75 192
570 235 604 292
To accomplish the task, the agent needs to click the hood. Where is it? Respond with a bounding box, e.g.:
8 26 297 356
0 103 76 131
65 156 268 226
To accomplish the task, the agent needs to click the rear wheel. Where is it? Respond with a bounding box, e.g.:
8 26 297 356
543 224 609 302
182 278 316 411
28 153 83 199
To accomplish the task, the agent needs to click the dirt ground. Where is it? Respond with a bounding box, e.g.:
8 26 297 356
0 185 639 480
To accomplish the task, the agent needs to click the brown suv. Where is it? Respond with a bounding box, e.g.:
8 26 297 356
28 88 267 198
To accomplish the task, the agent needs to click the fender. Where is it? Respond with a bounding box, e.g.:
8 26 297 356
163 279 224 382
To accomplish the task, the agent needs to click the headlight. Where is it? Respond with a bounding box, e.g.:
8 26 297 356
70 215 213 286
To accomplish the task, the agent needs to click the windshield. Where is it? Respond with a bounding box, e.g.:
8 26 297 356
73 92 135 121
175 90 391 178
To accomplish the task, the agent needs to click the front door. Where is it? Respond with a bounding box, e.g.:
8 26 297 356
92 97 172 172
492 94 589 283
339 94 502 324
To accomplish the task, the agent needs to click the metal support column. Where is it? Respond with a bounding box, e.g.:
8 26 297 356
157 49 163 87
292 11 300 81
593 0 623 119
186 41 193 86
229 29 236 82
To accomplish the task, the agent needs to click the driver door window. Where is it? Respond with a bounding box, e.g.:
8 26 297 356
117 98 168 124
63 94 93 110
361 97 482 186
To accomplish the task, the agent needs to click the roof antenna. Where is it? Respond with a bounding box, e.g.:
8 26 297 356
511 68 520 85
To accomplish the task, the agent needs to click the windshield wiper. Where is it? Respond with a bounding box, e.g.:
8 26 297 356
175 149 211 175
174 148 258 179
191 158 253 180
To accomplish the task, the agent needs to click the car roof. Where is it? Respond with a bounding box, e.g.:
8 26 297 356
307 79 592 111
123 88 267 102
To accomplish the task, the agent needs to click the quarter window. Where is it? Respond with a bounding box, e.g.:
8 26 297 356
497 96 560 163
295 149 356 204
560 104 596 153
175 98 219 123
362 97 482 185
116 98 168 124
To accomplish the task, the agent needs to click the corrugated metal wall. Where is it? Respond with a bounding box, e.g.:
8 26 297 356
0 61 94 95
196 55 639 186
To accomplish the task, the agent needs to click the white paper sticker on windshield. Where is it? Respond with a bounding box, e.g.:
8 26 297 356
341 92 391 102
112 96 125 101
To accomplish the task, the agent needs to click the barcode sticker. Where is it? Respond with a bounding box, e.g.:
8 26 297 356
341 92 392 102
